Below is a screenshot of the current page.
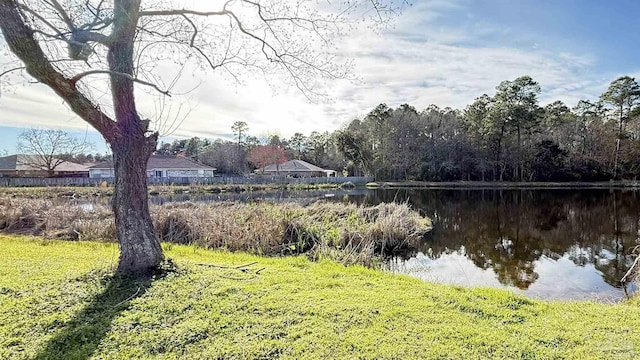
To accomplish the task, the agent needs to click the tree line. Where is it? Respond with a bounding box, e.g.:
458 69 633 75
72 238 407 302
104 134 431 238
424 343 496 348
156 75 640 181
340 75 640 181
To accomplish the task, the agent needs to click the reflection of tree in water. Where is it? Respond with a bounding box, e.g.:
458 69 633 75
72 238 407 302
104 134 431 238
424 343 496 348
591 191 638 286
364 189 640 289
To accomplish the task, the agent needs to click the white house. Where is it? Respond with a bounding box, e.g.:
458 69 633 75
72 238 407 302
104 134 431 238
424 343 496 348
89 155 215 178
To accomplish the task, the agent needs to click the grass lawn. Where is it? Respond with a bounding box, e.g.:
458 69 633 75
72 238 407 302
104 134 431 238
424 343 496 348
1 234 639 359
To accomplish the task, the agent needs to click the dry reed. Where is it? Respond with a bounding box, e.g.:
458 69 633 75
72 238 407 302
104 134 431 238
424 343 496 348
0 197 432 266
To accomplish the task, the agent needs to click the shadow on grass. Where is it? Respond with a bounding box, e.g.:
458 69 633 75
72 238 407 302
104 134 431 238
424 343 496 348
33 272 157 360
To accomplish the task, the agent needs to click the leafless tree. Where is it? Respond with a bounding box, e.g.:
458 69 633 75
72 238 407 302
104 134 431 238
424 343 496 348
17 128 92 175
200 140 246 175
0 0 405 274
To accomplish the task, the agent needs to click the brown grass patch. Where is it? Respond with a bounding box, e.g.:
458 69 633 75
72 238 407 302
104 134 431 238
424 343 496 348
0 197 431 266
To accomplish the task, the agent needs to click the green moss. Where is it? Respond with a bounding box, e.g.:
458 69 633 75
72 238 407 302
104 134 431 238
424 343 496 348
1 234 639 359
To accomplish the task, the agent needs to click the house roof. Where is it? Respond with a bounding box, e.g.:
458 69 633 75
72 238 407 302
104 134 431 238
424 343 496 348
90 155 215 170
261 159 325 172
0 154 89 172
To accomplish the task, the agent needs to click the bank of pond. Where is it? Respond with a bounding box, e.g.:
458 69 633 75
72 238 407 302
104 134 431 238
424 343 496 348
1 235 639 359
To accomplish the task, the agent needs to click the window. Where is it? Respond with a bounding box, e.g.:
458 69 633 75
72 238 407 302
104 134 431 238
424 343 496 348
155 170 163 178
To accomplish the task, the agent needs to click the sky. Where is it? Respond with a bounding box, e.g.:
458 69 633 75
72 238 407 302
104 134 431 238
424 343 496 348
1 0 639 154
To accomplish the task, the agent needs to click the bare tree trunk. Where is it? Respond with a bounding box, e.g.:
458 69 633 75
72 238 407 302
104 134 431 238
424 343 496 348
103 0 163 274
111 134 163 274
613 104 624 179
517 126 523 182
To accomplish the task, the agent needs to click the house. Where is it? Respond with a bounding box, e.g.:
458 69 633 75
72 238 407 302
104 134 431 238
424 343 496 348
256 159 336 177
0 154 89 178
89 155 215 178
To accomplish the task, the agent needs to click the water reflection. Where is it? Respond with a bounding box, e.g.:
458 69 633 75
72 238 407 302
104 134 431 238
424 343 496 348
360 189 639 301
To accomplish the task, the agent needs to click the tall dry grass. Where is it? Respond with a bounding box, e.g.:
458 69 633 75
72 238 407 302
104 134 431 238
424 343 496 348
0 197 431 266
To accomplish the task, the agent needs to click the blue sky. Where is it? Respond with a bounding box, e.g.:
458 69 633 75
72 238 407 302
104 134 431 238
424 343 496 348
0 126 112 155
452 0 640 70
1 0 638 154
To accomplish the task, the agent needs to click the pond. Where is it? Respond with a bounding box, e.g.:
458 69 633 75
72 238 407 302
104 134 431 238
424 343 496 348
105 187 640 301
351 188 640 302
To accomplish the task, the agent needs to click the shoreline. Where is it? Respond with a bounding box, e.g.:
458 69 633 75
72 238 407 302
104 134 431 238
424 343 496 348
366 180 640 189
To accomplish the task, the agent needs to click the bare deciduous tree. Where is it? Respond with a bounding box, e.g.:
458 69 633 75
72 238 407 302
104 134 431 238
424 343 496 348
17 128 92 175
0 0 404 274
200 140 246 175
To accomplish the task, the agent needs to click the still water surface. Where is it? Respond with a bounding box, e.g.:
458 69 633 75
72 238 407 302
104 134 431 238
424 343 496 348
152 188 639 301
359 188 639 301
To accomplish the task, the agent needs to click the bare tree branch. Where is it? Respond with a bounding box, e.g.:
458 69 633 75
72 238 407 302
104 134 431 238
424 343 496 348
139 9 228 17
133 0 378 100
48 0 76 30
18 3 65 37
0 0 118 142
180 14 198 47
70 69 170 96
71 29 112 46
1 58 93 83
0 65 25 79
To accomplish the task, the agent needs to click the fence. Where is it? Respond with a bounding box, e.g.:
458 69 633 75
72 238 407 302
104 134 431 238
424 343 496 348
0 176 374 187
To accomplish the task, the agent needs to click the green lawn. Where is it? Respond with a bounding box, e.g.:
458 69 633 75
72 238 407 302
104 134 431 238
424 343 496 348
1 235 638 359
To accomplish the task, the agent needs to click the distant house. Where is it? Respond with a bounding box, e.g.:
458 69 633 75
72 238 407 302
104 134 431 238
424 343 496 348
0 154 89 178
256 159 336 178
89 155 215 178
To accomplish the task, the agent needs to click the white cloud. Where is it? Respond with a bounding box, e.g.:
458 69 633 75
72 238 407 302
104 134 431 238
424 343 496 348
525 255 627 301
0 84 88 130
